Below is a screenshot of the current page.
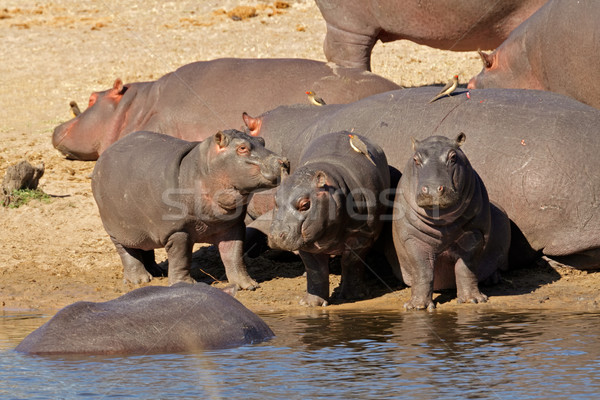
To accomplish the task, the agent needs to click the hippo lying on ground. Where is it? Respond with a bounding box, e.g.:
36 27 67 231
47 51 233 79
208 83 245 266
15 283 274 355
244 87 600 269
468 0 600 110
92 130 289 289
314 0 547 70
393 134 510 311
267 132 390 306
52 58 400 160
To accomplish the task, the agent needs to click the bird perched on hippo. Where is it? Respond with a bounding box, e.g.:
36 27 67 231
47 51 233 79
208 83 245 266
52 58 399 161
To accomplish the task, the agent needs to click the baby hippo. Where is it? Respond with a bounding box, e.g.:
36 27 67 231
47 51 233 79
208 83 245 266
268 132 390 306
92 130 289 289
391 134 510 311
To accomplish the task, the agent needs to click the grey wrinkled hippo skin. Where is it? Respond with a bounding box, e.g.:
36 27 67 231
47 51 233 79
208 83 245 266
52 58 400 160
315 0 547 70
267 132 390 306
392 134 510 311
244 87 600 269
91 130 289 289
15 283 274 355
468 0 600 110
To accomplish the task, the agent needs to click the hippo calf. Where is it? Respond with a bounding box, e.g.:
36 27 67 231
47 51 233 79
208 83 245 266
52 58 400 160
468 0 600 110
92 130 289 289
15 283 274 355
392 134 510 311
315 0 547 70
268 132 390 306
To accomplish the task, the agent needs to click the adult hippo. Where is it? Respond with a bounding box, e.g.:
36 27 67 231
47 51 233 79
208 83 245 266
52 58 400 160
92 130 288 289
15 283 274 355
468 0 600 110
268 132 390 306
315 0 547 71
244 87 600 269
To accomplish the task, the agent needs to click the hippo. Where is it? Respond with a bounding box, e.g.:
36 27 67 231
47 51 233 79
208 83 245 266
91 130 289 289
15 283 274 355
52 58 400 160
468 0 600 110
267 132 390 306
314 0 547 70
392 134 510 310
244 87 600 269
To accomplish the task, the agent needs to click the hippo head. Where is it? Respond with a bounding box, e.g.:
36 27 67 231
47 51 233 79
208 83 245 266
409 133 471 211
52 79 132 161
268 169 343 252
206 129 289 195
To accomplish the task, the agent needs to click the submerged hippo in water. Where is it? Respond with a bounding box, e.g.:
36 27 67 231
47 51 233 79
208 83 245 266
267 132 390 306
244 88 600 269
52 58 400 160
92 130 289 289
392 134 510 310
15 283 274 355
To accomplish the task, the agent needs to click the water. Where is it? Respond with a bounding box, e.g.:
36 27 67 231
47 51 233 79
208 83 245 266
1 309 599 399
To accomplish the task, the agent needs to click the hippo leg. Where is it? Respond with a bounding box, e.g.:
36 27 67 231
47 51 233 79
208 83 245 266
217 227 259 290
402 240 435 311
299 251 330 307
453 231 488 304
323 24 377 71
336 244 368 300
165 232 195 285
111 238 153 284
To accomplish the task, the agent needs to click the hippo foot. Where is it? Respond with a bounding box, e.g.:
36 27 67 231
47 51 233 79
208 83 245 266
404 298 436 312
230 276 259 291
169 275 196 286
333 285 367 301
123 269 153 285
300 293 329 307
456 292 488 304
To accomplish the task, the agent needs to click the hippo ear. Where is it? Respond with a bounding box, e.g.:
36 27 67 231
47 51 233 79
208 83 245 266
113 78 124 93
314 171 329 189
455 132 466 147
242 112 262 136
214 130 230 148
411 137 419 151
477 49 494 69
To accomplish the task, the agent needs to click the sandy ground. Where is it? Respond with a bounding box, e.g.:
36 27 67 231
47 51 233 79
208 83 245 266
1 0 598 315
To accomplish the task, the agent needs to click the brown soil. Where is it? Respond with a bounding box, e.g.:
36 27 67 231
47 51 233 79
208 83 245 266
1 0 598 314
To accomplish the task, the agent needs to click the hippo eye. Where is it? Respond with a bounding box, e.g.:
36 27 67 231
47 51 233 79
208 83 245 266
297 198 311 212
448 151 457 164
413 155 421 166
237 144 250 155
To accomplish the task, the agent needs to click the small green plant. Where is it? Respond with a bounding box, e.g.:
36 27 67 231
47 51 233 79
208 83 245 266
2 189 51 208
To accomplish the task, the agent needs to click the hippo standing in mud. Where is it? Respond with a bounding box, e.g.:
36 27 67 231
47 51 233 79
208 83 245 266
468 0 600 110
392 134 510 311
15 283 274 355
52 58 400 160
91 130 289 289
243 87 600 269
314 0 547 70
267 132 390 306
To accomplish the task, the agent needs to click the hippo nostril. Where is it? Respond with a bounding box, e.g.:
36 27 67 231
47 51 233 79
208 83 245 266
438 186 444 193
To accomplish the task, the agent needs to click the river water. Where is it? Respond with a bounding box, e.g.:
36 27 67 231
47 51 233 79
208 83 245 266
1 309 599 399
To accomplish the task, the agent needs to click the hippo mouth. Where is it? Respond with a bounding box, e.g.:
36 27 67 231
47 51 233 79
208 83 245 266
416 191 460 210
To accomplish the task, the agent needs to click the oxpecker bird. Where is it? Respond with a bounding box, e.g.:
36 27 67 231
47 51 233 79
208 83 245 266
348 134 376 165
69 101 81 117
306 90 326 106
428 75 459 103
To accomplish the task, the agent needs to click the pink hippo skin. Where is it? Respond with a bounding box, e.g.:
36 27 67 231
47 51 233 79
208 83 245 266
468 0 600 109
52 58 399 160
315 0 547 70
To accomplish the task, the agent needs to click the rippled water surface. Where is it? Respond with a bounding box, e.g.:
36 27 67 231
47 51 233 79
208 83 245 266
1 309 599 399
